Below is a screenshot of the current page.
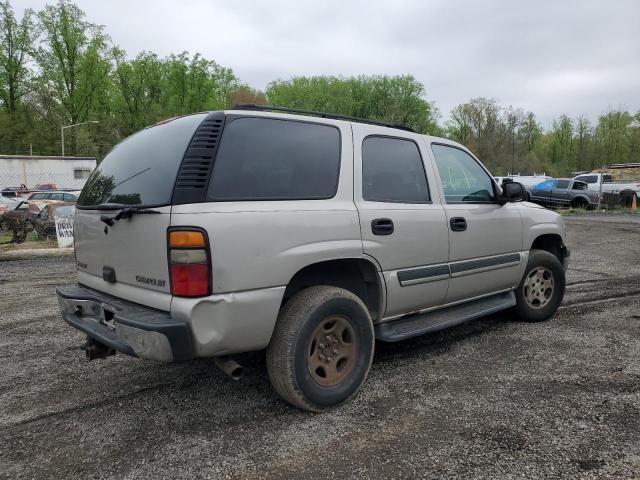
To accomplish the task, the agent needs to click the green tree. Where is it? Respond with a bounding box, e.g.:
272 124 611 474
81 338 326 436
266 75 440 134
0 1 35 113
595 110 634 165
551 115 574 173
34 0 110 154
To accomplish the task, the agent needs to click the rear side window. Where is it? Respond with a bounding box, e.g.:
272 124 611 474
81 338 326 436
555 180 570 189
576 175 598 184
362 136 430 203
78 114 207 208
208 117 341 201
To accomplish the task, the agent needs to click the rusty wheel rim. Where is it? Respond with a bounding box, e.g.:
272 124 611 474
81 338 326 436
307 315 357 387
523 266 555 309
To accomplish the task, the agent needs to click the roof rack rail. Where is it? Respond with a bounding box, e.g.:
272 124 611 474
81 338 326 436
231 104 415 133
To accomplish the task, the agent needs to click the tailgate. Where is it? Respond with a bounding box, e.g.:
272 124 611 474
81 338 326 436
74 207 172 310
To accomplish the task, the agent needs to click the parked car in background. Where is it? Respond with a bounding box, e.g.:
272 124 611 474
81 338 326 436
0 199 63 243
0 183 64 198
27 190 81 202
530 179 601 209
0 195 19 214
31 202 75 240
573 173 640 198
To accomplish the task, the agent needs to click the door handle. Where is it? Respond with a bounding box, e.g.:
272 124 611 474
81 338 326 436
371 218 394 235
450 217 467 232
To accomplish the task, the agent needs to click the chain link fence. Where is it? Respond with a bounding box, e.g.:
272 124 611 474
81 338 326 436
0 169 85 247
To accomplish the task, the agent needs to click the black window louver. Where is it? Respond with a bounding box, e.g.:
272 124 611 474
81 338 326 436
172 111 226 204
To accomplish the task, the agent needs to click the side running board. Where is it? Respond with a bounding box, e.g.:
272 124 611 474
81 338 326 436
375 291 516 342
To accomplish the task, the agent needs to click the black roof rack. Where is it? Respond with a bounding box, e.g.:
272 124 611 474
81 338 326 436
231 104 415 133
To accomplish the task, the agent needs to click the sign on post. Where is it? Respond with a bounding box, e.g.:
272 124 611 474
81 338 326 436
54 205 76 248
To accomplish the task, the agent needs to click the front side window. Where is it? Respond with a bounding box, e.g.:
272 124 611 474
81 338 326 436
362 136 430 203
208 117 341 201
533 180 553 190
431 144 495 203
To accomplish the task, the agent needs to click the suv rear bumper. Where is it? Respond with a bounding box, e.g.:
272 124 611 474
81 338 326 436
56 285 193 362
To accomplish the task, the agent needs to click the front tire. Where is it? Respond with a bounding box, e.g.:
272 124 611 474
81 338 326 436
266 286 375 412
514 249 566 322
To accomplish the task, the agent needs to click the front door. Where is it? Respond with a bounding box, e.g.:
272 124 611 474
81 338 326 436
353 125 449 319
429 143 524 303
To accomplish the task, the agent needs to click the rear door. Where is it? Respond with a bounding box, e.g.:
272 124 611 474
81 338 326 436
353 125 449 319
74 113 208 311
429 143 523 303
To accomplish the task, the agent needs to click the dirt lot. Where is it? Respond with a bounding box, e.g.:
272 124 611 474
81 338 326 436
1 214 639 479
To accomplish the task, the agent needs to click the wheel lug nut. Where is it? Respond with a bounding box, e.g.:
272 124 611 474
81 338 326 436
319 343 325 349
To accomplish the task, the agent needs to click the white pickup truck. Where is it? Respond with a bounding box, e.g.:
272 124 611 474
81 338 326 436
573 173 640 197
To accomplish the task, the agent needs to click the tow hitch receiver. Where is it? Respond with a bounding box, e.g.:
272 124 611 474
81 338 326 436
83 336 116 361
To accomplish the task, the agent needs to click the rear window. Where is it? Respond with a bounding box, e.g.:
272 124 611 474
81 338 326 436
576 175 597 184
555 180 570 189
207 117 341 201
78 114 207 208
29 193 49 200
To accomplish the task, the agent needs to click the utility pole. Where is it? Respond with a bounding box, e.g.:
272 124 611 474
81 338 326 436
61 121 99 156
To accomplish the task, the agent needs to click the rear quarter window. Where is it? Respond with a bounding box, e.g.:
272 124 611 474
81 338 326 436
207 117 341 201
78 114 207 208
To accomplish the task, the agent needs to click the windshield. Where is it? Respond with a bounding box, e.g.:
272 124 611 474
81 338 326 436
77 114 207 208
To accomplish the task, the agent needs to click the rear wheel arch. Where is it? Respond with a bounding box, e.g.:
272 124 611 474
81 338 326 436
282 258 384 321
571 196 589 208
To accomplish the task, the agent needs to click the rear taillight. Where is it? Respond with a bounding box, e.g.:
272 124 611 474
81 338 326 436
168 229 211 297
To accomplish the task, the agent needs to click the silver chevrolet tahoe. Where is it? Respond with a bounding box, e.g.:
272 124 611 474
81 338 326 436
57 105 569 411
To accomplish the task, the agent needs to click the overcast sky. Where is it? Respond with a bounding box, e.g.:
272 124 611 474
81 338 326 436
15 0 640 127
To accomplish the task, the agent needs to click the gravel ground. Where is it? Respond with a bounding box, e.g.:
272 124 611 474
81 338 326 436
0 214 639 479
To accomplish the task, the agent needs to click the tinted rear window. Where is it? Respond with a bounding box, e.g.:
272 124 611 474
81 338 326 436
576 175 597 184
363 136 430 203
78 114 206 208
207 117 341 201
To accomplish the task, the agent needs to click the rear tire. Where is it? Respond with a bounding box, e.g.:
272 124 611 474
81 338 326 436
514 249 565 322
266 286 375 412
571 197 588 209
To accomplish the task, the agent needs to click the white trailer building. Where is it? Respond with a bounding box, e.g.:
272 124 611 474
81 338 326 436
0 155 97 190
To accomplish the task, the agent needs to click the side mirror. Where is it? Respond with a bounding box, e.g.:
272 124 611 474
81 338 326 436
500 181 526 203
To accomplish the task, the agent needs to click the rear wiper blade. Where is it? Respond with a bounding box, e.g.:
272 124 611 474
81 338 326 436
100 206 161 226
